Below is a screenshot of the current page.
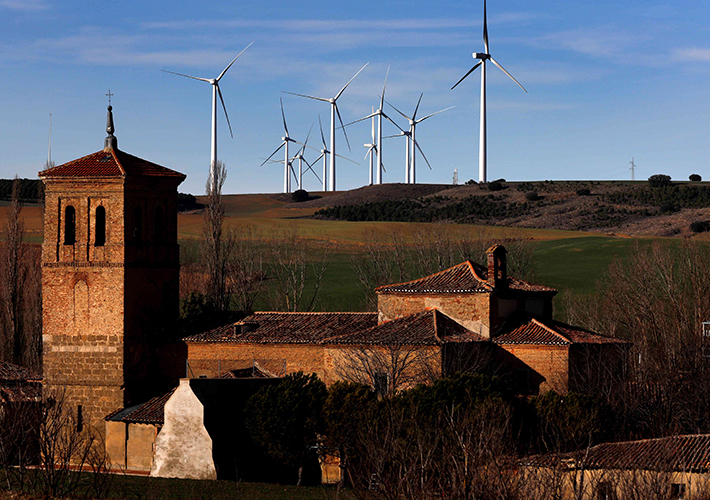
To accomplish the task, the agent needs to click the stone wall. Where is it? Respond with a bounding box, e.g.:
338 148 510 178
499 344 569 394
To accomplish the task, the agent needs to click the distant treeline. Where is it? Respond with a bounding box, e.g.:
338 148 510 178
603 184 710 211
314 195 530 223
0 179 43 203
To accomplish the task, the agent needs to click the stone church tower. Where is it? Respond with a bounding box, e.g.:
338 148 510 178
39 105 185 433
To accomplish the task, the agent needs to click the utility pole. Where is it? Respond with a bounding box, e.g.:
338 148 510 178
629 157 636 181
453 168 459 185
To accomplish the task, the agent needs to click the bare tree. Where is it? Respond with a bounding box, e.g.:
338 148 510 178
202 161 234 311
265 228 330 312
227 225 266 312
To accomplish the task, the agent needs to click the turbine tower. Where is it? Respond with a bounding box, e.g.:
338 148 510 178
311 115 358 191
363 107 378 185
344 66 402 185
451 0 526 183
163 41 253 184
388 94 453 184
285 62 369 191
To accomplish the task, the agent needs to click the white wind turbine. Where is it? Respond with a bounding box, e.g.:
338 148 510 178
285 62 369 192
261 98 303 193
163 41 253 184
363 107 378 185
292 125 314 191
451 0 526 183
311 115 358 191
388 94 454 184
343 66 403 185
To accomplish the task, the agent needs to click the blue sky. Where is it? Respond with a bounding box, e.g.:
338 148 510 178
1 0 709 194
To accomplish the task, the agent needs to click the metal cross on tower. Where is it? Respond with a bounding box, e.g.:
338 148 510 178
106 90 114 106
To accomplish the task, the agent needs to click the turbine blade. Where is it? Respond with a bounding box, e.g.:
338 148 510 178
217 84 234 138
260 143 285 166
417 106 455 123
280 98 289 136
385 99 411 121
283 91 330 102
382 112 405 133
318 115 327 148
335 104 352 152
413 93 423 120
413 138 432 169
334 62 370 101
303 123 314 149
380 64 390 110
291 139 321 154
306 163 322 184
451 62 482 90
489 57 528 93
161 70 211 83
483 0 489 53
216 41 254 82
333 152 359 165
343 112 378 128
313 153 325 164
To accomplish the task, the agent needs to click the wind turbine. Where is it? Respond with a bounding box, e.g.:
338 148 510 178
292 125 313 191
388 94 454 184
363 108 377 185
261 98 301 193
451 0 526 183
311 115 358 191
163 41 253 185
285 62 369 191
343 66 403 185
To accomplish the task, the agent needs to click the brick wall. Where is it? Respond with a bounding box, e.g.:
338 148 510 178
499 344 569 394
378 293 493 337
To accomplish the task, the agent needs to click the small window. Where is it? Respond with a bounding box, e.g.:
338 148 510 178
64 206 76 245
76 405 83 433
95 206 106 247
132 206 142 243
154 206 163 243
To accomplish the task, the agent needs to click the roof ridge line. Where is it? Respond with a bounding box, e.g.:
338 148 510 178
110 148 127 177
531 317 571 344
374 261 472 292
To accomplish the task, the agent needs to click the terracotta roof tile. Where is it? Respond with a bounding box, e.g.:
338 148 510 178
494 317 627 346
39 148 185 180
105 388 175 425
324 309 487 346
524 435 710 473
184 312 378 344
375 261 556 295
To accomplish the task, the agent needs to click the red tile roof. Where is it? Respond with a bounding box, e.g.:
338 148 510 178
524 435 710 473
324 309 486 346
39 148 185 180
183 312 378 344
105 388 176 425
375 261 556 295
494 317 627 346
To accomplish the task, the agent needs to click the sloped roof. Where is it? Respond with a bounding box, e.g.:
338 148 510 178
375 261 556 295
494 317 627 346
184 311 378 344
324 309 486 346
39 148 185 180
523 435 710 473
105 388 176 425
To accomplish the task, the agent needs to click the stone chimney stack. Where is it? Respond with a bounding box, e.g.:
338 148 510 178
487 245 508 290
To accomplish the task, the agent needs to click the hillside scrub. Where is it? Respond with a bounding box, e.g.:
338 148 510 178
603 184 710 210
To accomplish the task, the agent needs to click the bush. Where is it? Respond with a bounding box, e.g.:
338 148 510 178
648 174 671 188
690 221 707 233
488 181 503 192
659 201 676 214
492 178 506 183
525 192 539 201
576 188 591 196
465 179 477 185
690 174 702 182
291 189 309 202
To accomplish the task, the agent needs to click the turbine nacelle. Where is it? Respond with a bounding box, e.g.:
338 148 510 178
472 53 490 60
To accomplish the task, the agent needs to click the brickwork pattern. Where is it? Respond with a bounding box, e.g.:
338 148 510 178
499 344 569 394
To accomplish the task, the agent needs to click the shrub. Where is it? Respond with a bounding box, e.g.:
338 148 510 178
576 188 591 196
525 192 539 201
659 201 676 214
492 178 506 183
690 174 702 182
690 221 707 233
465 179 477 185
488 181 503 192
291 189 309 202
648 174 671 188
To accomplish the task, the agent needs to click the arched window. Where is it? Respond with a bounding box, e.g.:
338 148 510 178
154 206 163 243
64 206 76 245
132 206 142 243
95 206 106 247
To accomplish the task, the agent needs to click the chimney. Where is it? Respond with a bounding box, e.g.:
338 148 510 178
234 322 258 335
486 245 508 290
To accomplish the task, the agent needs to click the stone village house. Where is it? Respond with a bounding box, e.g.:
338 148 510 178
38 107 629 477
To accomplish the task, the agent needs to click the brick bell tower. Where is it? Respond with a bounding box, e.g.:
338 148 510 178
39 104 185 433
